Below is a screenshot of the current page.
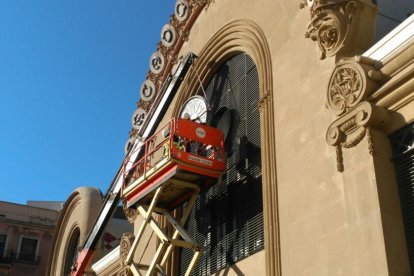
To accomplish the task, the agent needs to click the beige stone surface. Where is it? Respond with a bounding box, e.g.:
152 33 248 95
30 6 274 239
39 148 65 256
170 0 410 275
48 0 414 275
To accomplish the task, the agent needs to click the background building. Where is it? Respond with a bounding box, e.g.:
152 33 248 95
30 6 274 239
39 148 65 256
48 0 414 275
0 201 59 276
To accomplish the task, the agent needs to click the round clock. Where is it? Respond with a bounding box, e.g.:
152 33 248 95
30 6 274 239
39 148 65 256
179 95 207 123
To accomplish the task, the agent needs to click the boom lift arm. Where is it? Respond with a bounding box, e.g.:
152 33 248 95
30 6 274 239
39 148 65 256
71 53 196 276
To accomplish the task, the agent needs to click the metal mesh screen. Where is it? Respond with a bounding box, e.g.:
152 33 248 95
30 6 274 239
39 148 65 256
390 123 414 273
179 53 264 275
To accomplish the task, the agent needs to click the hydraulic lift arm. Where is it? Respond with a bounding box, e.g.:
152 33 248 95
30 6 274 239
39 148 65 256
71 52 196 276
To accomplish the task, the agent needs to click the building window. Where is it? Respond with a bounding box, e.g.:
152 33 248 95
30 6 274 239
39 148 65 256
0 234 6 257
18 237 39 262
64 228 80 275
390 122 414 272
179 53 264 275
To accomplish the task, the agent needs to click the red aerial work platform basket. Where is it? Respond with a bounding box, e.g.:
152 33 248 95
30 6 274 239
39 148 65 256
122 118 226 211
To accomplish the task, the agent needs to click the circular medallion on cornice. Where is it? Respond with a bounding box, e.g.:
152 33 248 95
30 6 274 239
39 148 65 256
175 0 189 22
161 24 177 48
327 60 366 116
124 137 135 155
140 79 156 102
149 51 165 74
131 108 146 131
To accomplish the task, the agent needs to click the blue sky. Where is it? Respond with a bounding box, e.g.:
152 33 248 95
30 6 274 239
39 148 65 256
0 1 175 204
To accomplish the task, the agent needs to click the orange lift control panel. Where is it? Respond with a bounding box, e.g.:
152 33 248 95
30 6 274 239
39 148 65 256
122 118 226 210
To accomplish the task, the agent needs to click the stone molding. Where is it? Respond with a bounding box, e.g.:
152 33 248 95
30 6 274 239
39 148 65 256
46 187 103 276
172 19 281 276
300 0 377 60
325 57 390 171
326 101 390 171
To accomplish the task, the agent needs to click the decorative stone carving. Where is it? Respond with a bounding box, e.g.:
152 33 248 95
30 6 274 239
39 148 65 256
325 57 387 171
127 0 215 140
193 0 215 11
258 90 272 110
140 80 156 102
300 0 377 60
327 58 378 115
149 51 166 74
175 0 190 22
118 267 132 276
124 137 135 155
131 108 146 131
123 200 139 223
119 233 136 265
326 101 390 171
161 24 177 48
300 0 357 59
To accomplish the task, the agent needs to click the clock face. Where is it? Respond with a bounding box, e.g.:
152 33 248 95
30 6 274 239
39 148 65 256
179 95 207 123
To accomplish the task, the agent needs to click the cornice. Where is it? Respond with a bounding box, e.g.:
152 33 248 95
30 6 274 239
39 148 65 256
91 245 122 275
126 0 215 151
0 217 56 231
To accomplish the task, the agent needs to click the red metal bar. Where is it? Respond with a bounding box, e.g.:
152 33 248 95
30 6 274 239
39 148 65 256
122 118 226 207
71 249 94 276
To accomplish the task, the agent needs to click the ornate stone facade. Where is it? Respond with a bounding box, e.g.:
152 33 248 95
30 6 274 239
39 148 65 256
325 57 390 171
119 233 135 267
301 0 377 59
128 0 215 138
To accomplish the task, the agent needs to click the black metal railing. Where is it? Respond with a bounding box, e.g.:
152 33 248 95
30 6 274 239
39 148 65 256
0 250 40 265
0 250 14 265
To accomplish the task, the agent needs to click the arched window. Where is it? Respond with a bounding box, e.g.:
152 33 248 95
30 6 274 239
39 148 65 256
63 227 80 276
179 53 264 275
390 123 414 273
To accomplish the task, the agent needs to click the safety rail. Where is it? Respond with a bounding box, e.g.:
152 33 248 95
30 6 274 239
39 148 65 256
120 118 226 276
122 118 225 191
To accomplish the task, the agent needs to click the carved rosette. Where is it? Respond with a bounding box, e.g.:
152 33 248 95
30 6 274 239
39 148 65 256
327 60 365 115
120 233 135 266
325 57 388 171
123 200 139 223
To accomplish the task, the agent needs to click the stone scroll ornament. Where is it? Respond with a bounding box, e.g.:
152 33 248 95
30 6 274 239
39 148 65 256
119 233 135 275
300 0 358 59
325 57 389 172
123 200 139 223
300 0 377 59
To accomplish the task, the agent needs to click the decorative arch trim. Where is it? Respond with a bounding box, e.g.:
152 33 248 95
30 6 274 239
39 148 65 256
46 187 103 276
173 19 281 276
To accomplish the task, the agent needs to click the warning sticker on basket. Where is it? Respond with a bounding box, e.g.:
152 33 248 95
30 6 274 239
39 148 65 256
188 155 213 166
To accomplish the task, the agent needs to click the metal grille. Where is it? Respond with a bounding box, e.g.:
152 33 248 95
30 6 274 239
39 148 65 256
179 53 263 275
390 123 414 273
